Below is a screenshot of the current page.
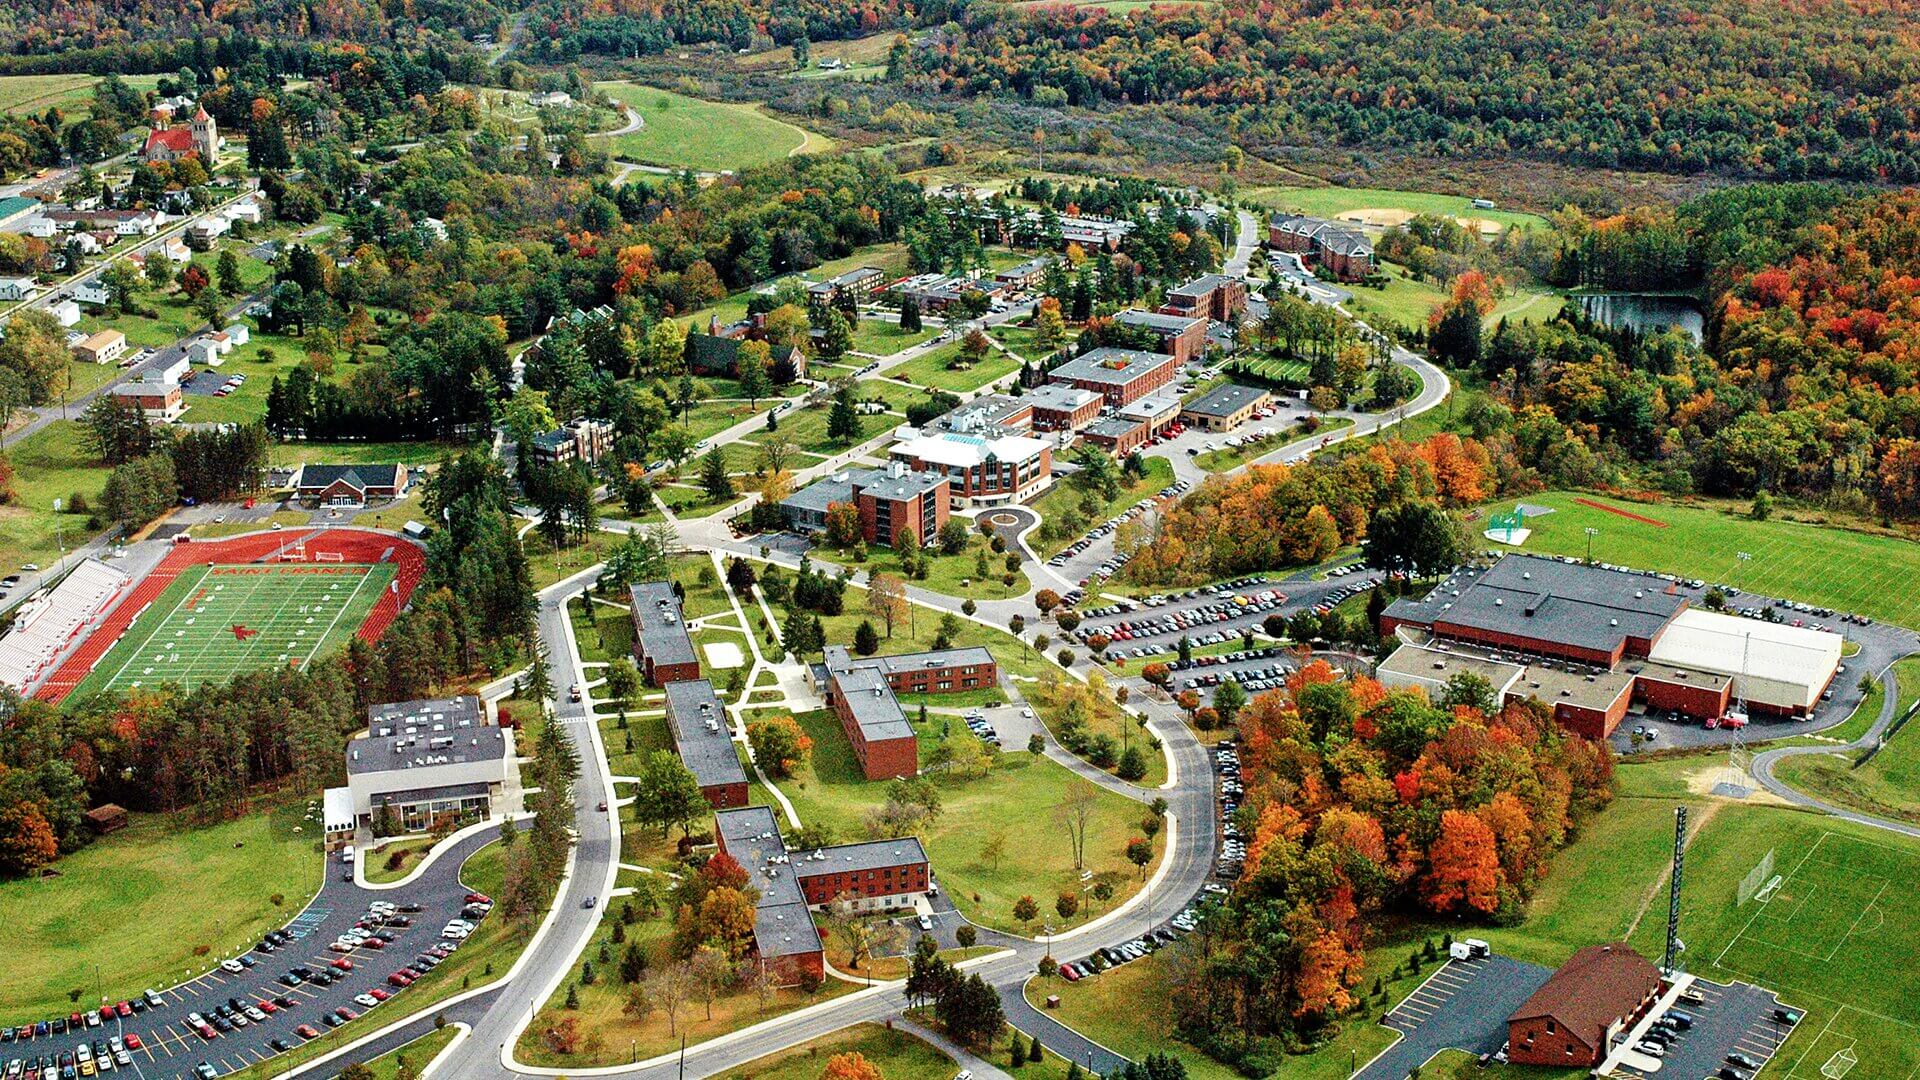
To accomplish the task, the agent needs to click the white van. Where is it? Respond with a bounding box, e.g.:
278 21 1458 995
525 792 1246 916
340 846 356 864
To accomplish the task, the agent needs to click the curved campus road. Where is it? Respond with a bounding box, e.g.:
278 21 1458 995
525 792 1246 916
1750 657 1920 838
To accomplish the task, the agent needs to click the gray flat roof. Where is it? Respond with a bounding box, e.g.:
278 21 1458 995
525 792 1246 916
1169 273 1235 298
1114 309 1205 334
631 581 698 669
780 475 855 515
1051 348 1177 387
1384 555 1688 657
368 696 485 736
1083 416 1145 440
713 807 822 957
797 835 929 875
1182 382 1270 418
346 725 508 776
824 645 996 679
832 666 916 743
664 680 747 791
852 465 947 503
1026 383 1101 411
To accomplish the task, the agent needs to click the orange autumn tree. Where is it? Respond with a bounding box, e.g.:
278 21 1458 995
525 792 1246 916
822 1052 885 1080
1171 668 1614 1049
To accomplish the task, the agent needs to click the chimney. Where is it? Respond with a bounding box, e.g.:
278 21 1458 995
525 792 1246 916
708 313 720 335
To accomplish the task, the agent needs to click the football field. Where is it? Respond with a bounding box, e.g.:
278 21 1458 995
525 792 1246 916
70 561 395 696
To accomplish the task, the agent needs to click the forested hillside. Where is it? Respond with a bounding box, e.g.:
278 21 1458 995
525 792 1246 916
902 0 1920 182
0 0 506 54
524 0 962 59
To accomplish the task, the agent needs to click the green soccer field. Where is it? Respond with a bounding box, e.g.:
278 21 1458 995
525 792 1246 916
71 561 395 696
1487 491 1920 629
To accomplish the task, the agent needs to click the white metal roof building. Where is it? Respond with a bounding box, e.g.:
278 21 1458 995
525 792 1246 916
0 559 130 694
1645 608 1843 713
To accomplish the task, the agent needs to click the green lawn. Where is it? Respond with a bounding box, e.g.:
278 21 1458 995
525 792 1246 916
1027 672 1167 787
1028 457 1175 558
0 72 162 118
1772 656 1920 823
888 342 1020 394
1340 262 1562 334
267 440 473 467
0 800 318 1016
812 532 1031 602
362 835 440 883
774 708 1157 934
0 420 111 574
1485 490 1920 628
594 82 834 171
721 1023 957 1080
773 398 894 455
853 318 940 356
793 585 1051 683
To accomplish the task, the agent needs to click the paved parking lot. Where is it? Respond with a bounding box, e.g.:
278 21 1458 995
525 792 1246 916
1610 979 1797 1080
1357 954 1552 1080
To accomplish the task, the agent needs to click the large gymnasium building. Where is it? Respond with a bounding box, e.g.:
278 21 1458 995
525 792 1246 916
1379 555 1843 738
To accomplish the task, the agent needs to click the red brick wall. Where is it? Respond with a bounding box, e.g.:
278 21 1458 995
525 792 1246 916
1508 1019 1599 1067
1550 687 1632 739
702 781 750 809
640 657 701 688
1636 675 1732 720
1088 424 1150 457
1034 398 1102 432
1430 621 1624 667
881 660 999 696
859 734 919 780
797 861 929 905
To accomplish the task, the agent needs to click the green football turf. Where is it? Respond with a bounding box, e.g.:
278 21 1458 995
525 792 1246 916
71 561 395 696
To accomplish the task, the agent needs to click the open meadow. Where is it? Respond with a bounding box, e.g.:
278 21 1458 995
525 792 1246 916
594 83 833 172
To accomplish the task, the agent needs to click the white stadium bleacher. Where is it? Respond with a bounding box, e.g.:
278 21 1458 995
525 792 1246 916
0 559 131 694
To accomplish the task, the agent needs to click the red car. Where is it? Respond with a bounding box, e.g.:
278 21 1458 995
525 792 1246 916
116 1002 132 1018
295 1025 321 1040
465 893 491 905
361 938 386 950
334 1007 358 1022
330 958 354 971
387 973 414 988
124 1035 143 1051
98 1007 115 1023
368 989 390 1002
256 1001 277 1014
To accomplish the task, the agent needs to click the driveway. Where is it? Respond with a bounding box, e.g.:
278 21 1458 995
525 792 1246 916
1358 954 1552 1080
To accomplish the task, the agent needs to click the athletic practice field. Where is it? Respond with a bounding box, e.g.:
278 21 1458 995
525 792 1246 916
1675 820 1920 1080
69 561 395 696
1487 491 1920 629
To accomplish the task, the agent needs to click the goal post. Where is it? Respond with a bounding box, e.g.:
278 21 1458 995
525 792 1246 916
313 551 345 563
1738 847 1778 906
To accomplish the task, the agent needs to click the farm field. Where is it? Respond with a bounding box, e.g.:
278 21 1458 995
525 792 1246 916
1485 490 1920 629
0 799 317 1016
594 83 833 171
68 560 396 697
0 72 162 118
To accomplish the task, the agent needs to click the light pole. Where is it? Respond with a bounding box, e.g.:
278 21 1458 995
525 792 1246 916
1584 526 1599 565
1736 551 1752 592
53 498 65 577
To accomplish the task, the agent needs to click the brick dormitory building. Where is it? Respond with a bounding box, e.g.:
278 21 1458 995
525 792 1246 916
714 805 932 984
1378 554 1844 738
817 644 999 779
665 679 748 808
631 580 701 687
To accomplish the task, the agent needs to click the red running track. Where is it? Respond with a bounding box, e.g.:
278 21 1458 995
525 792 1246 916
36 528 426 703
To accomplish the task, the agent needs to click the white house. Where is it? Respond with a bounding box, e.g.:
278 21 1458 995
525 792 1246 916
68 232 102 256
21 217 58 239
222 322 250 347
529 90 574 108
115 211 161 236
226 198 263 224
0 277 37 302
48 299 80 328
186 214 230 245
186 338 223 367
74 278 110 307
158 237 191 263
418 217 448 242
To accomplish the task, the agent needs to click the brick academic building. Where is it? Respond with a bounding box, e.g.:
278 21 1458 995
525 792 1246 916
819 645 999 779
713 806 931 985
1380 555 1843 738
